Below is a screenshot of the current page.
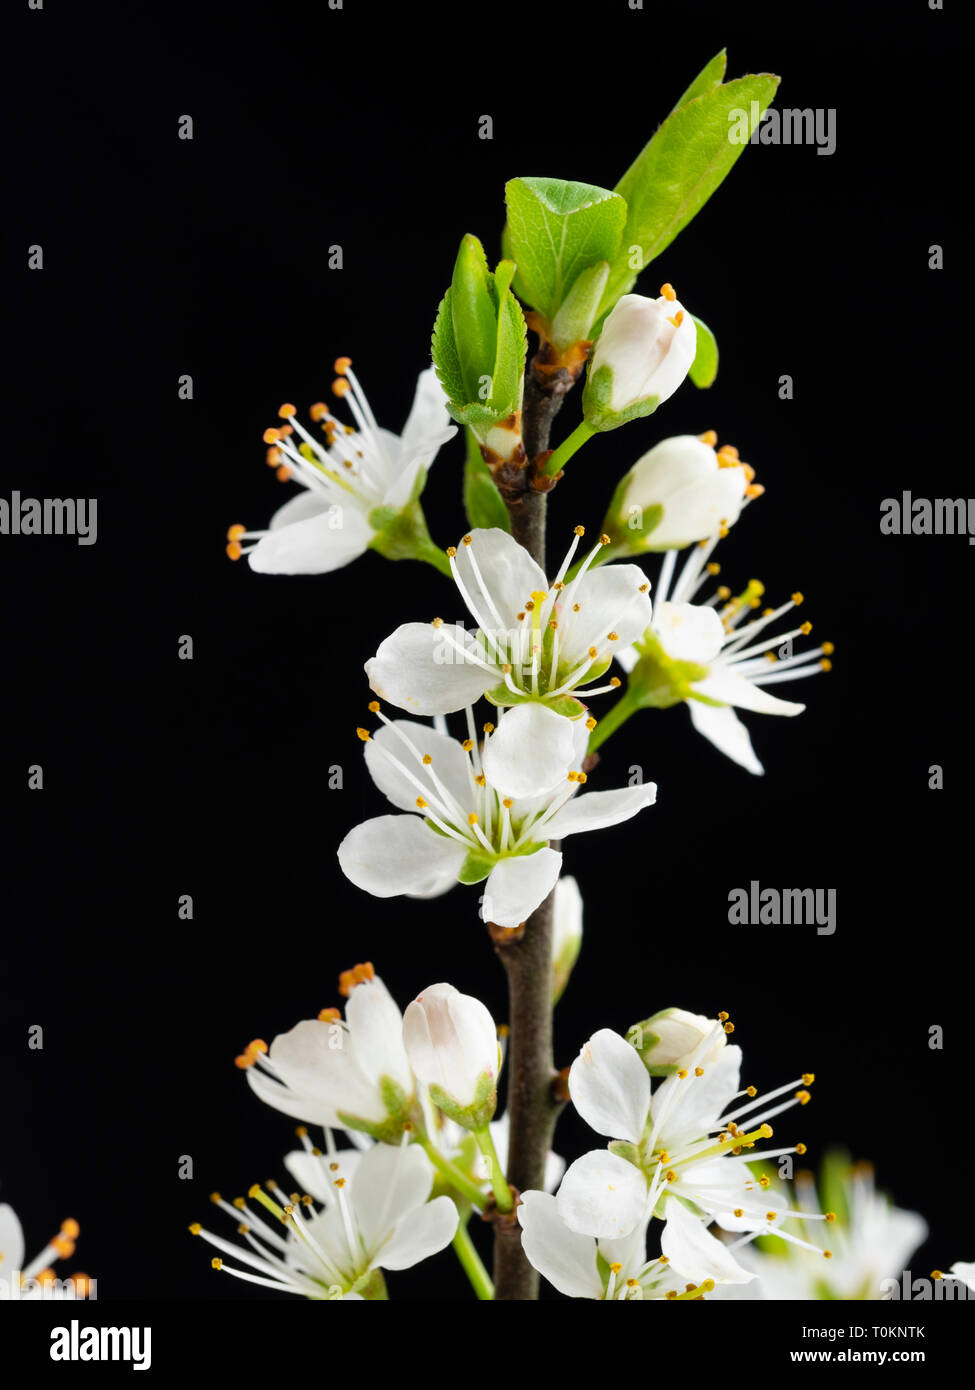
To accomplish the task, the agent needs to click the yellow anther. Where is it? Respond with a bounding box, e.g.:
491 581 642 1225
607 631 619 641
660 283 677 301
706 562 720 575
211 1258 223 1270
931 1269 944 1280
467 813 479 825
677 1068 688 1079
600 533 611 545
227 523 246 542
188 1222 202 1235
462 534 473 545
825 1211 836 1223
733 1209 744 1218
574 524 585 536
475 774 486 787
483 722 494 734
333 356 352 375
718 1011 729 1021
431 617 444 628
820 658 833 672
723 1021 735 1034
262 427 281 444
821 642 834 656
233 1197 246 1210
609 677 621 688
746 1085 757 1097
823 1250 833 1259
667 310 685 327
356 727 371 742
699 430 718 446
462 739 474 752
759 1175 770 1189
745 483 765 499
795 1142 807 1155
416 797 427 809
209 1192 222 1205
502 798 513 808
695 1066 704 1077
610 1262 623 1274
802 1073 815 1085
422 754 433 764
766 1212 777 1222
585 716 597 731
446 546 457 558
665 1170 677 1182
309 401 328 422
567 771 579 783
717 585 731 600
278 403 296 419
317 1007 340 1022
226 541 243 562
573 603 581 612
588 646 598 658
331 377 351 398
791 591 804 605
367 700 380 713
796 1090 811 1105
800 620 813 636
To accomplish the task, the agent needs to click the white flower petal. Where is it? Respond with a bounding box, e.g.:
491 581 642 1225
568 1028 651 1142
351 1143 435 1255
338 814 467 899
375 1195 459 1271
559 565 653 668
245 1063 340 1127
399 367 453 459
283 1148 363 1205
452 528 548 632
366 622 497 716
655 601 725 665
482 703 579 798
0 1204 25 1275
556 1149 648 1239
345 976 414 1095
651 1046 742 1145
661 1199 756 1285
248 503 374 575
692 669 806 716
364 720 473 815
269 1019 385 1126
481 848 562 929
518 1191 603 1298
542 783 657 839
688 700 765 775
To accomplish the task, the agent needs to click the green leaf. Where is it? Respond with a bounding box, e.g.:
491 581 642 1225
671 48 727 112
490 275 528 418
602 73 780 311
505 176 627 322
549 260 609 351
463 428 510 532
688 314 719 388
431 289 466 407
451 234 498 401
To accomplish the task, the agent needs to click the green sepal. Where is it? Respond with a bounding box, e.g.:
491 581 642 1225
335 1075 416 1145
608 1139 642 1168
601 462 665 555
458 850 495 885
429 1072 498 1132
689 314 719 388
463 428 510 531
483 686 587 722
367 496 448 573
582 363 660 433
627 629 710 709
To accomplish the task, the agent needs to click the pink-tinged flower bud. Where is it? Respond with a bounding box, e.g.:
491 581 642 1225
403 983 501 1129
626 1007 726 1075
400 978 500 1128
583 292 697 431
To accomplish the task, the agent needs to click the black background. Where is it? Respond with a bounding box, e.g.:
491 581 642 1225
1 0 971 1314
